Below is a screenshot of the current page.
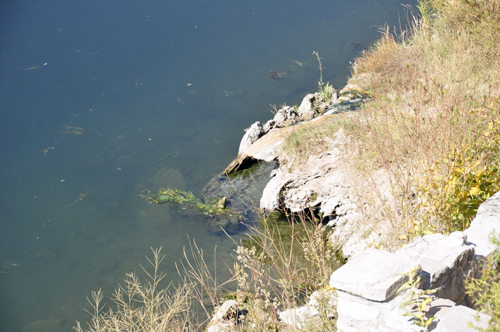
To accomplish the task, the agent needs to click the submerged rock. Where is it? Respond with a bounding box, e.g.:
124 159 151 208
268 70 287 81
148 161 277 233
148 187 245 232
204 161 278 229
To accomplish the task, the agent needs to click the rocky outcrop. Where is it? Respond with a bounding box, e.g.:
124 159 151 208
322 192 500 332
257 124 393 256
224 83 385 256
238 121 265 156
215 82 500 330
224 86 341 175
279 190 500 331
205 193 500 332
329 220 496 332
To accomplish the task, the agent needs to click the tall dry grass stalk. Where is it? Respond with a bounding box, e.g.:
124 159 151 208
221 212 340 330
74 248 193 332
176 237 238 327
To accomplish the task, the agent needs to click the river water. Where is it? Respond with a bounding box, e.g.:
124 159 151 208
0 0 416 330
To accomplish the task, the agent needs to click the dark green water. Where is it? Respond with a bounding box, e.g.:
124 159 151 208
0 0 416 330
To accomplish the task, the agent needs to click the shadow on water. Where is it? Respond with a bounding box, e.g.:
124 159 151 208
0 0 416 330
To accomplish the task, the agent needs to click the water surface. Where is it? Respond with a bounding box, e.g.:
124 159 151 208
0 0 416 330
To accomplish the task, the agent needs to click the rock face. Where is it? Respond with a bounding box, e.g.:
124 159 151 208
323 192 500 332
238 121 265 156
279 190 500 331
259 126 345 213
395 232 474 302
257 124 390 257
330 248 420 302
223 82 383 256
224 88 340 175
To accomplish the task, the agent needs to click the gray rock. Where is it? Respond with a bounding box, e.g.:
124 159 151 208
279 306 319 330
238 121 265 156
396 232 474 302
464 213 500 258
329 248 420 302
435 305 490 332
330 190 500 332
464 190 500 259
207 300 240 332
336 291 426 332
257 125 390 257
336 289 458 332
273 106 297 128
476 190 500 218
279 289 337 330
260 127 346 213
262 119 275 133
297 93 316 120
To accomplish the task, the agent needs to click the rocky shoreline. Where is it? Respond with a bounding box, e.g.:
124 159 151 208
223 83 390 257
209 84 500 331
208 83 500 331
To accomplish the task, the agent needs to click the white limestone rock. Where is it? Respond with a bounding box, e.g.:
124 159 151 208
279 306 319 330
329 248 420 302
336 290 457 332
238 121 264 155
336 291 419 332
464 214 500 258
476 190 500 218
435 305 490 332
395 232 474 302
207 300 240 332
297 93 316 120
279 288 337 330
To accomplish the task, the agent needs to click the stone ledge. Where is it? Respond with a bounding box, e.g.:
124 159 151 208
329 248 420 302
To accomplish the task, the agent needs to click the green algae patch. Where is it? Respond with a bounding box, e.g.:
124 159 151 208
149 188 225 214
148 187 244 231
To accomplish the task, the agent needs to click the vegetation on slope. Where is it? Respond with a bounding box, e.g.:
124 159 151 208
285 0 500 239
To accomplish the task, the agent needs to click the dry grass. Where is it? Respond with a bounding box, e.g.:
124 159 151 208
74 248 193 332
176 238 238 327
281 113 354 172
347 0 500 236
223 212 341 330
283 0 500 239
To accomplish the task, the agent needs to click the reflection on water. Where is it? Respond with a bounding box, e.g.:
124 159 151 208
0 0 416 330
